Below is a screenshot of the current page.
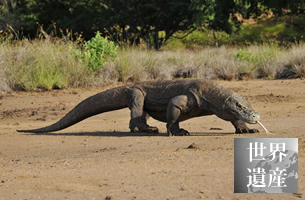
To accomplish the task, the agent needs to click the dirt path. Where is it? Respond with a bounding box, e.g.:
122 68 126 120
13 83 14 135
0 79 304 199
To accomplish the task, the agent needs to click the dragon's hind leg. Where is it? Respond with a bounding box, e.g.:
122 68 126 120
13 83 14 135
127 88 158 133
166 95 191 136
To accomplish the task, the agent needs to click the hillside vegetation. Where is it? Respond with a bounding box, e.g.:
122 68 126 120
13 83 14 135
1 14 305 92
1 39 305 92
165 14 305 48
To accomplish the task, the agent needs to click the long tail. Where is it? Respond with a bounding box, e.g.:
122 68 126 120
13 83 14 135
17 85 129 133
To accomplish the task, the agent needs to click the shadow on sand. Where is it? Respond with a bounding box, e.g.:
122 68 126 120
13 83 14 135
25 131 235 137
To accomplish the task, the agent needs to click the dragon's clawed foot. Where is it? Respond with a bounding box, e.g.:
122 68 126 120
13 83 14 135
168 128 190 136
235 128 259 134
132 126 159 133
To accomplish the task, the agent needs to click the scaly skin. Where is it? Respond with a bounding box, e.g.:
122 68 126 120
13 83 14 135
17 79 260 136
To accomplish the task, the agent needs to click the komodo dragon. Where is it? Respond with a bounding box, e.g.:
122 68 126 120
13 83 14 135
17 79 260 135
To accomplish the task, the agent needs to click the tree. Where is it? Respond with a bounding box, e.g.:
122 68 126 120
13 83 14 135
102 0 205 50
14 0 108 39
1 0 204 49
0 0 19 31
234 0 305 18
2 0 305 48
210 0 236 34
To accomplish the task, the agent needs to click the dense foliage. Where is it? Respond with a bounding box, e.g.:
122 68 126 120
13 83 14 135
1 0 305 49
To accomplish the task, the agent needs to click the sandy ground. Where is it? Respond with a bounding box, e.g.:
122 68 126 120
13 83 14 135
0 79 304 200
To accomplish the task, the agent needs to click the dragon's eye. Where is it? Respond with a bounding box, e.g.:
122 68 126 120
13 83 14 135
236 103 243 110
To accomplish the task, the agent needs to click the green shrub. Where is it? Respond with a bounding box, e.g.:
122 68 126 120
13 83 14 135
235 49 255 62
83 31 118 73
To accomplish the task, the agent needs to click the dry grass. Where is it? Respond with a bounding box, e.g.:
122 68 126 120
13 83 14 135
109 44 305 82
0 39 101 91
105 47 242 82
276 43 305 79
0 68 10 92
1 39 305 92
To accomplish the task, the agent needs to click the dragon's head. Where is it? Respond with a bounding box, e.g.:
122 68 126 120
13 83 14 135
223 95 260 124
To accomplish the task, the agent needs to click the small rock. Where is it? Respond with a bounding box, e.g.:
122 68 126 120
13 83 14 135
105 196 112 200
187 143 200 149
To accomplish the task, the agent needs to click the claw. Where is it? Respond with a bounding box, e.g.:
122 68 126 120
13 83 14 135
235 128 259 134
174 129 190 136
132 126 159 133
167 128 190 136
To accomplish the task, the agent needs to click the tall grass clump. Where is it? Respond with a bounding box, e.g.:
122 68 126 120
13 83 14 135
276 43 305 79
109 44 305 82
108 48 180 82
110 47 242 81
234 44 280 79
1 39 92 91
0 30 119 91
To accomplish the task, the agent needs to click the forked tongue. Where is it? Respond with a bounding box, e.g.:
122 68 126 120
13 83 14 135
257 121 273 135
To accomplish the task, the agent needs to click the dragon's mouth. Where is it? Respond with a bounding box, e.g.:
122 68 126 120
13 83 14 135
246 120 258 124
240 111 260 124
